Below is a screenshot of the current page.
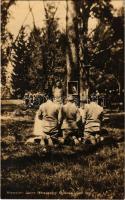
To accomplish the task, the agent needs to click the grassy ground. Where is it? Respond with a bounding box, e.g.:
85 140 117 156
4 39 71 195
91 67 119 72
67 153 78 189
1 105 124 199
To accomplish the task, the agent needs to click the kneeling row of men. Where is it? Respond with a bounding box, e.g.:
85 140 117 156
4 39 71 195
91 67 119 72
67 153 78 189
26 95 104 146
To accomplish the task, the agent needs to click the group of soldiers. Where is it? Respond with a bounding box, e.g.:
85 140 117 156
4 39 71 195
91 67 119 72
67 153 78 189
24 91 47 108
26 91 104 146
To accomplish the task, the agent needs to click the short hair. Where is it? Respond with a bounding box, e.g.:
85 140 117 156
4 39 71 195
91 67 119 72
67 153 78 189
67 95 74 101
81 98 88 104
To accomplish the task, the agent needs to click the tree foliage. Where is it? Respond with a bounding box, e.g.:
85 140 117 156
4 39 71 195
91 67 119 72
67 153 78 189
1 1 123 99
72 0 123 93
10 3 66 97
12 26 29 97
26 26 44 91
1 0 15 85
42 3 66 90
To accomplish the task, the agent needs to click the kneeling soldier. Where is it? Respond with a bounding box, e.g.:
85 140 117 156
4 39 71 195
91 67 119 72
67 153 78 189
82 96 104 145
58 95 81 145
26 99 61 146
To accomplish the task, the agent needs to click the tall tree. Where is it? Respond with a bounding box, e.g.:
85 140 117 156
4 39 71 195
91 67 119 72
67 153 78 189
109 7 124 92
43 2 66 90
1 0 15 85
26 26 44 91
12 26 29 97
87 6 124 93
66 0 123 99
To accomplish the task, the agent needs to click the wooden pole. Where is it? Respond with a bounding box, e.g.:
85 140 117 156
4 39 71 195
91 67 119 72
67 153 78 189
66 0 78 100
66 0 70 97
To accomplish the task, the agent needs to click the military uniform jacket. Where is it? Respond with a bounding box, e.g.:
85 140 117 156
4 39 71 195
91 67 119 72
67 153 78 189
59 102 81 129
34 100 60 135
82 102 103 133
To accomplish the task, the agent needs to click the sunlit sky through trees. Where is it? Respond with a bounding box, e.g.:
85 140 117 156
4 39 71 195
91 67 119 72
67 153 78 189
7 0 123 39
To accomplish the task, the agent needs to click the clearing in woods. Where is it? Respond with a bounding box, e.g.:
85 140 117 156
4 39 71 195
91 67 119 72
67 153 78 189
1 100 124 199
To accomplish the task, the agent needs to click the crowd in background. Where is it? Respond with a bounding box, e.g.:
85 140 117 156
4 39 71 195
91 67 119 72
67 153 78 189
24 88 124 111
24 91 48 108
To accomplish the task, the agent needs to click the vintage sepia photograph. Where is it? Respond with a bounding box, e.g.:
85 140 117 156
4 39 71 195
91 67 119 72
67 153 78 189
1 0 124 199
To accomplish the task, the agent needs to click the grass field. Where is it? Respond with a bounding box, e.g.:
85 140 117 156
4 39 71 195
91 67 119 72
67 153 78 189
1 105 124 199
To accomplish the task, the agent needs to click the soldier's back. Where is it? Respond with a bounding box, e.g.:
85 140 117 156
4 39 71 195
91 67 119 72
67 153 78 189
63 102 78 120
86 102 103 120
41 100 60 121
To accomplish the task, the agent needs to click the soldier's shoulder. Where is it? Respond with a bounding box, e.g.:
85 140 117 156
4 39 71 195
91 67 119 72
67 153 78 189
100 105 104 111
84 103 89 109
97 104 103 112
39 102 46 109
61 103 68 110
55 103 61 109
62 102 67 107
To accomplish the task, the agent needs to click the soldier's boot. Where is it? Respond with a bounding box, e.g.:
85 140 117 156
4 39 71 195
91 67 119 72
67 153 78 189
40 138 45 146
48 137 54 147
72 136 80 145
95 134 101 143
58 137 65 144
90 135 97 145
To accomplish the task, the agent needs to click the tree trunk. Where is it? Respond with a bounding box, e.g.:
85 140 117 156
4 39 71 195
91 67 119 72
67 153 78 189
66 0 88 105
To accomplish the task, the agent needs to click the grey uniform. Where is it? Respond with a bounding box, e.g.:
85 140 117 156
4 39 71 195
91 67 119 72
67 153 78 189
32 100 61 146
59 102 81 139
82 101 103 143
36 100 60 134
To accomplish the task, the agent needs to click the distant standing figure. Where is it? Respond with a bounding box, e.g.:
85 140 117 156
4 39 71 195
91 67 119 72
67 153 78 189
24 91 29 107
82 96 104 145
52 80 63 104
29 92 33 108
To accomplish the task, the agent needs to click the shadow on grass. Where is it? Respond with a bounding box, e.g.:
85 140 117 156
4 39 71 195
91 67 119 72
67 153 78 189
109 114 124 129
1 137 120 171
